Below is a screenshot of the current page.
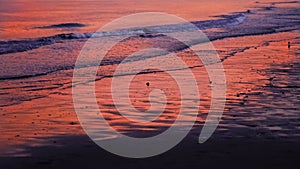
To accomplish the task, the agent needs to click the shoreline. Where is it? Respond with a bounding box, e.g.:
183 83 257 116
0 29 299 168
0 1 299 168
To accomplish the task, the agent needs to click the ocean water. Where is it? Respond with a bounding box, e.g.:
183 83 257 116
0 0 299 156
0 0 265 40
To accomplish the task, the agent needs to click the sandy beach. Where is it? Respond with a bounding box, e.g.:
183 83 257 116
0 0 299 168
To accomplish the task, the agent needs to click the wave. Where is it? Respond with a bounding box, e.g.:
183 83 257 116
192 13 247 29
36 23 86 29
0 12 248 55
2 1 299 56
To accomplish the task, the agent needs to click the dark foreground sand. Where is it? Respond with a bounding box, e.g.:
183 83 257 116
0 134 299 169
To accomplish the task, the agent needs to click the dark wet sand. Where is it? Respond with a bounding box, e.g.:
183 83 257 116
0 134 299 169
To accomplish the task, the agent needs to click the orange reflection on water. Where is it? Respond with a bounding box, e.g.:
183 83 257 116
1 0 260 40
94 34 210 137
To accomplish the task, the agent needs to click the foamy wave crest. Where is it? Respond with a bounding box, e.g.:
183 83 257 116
0 12 248 55
193 13 247 29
